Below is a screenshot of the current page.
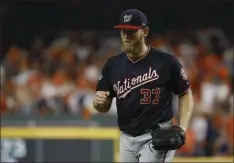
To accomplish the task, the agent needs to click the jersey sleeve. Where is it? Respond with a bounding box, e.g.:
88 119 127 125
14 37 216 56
96 60 116 97
170 57 190 96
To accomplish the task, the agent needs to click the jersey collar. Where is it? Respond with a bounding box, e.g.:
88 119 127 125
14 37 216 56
126 46 151 64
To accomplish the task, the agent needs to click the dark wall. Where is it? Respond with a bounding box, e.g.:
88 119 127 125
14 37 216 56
1 0 233 54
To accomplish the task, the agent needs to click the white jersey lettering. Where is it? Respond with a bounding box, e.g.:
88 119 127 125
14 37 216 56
113 67 159 98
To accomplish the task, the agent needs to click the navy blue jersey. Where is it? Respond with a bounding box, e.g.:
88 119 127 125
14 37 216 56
96 47 190 134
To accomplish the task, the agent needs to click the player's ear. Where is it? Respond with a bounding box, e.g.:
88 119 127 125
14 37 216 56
143 27 149 37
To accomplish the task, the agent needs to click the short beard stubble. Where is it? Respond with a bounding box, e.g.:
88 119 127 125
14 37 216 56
121 39 144 57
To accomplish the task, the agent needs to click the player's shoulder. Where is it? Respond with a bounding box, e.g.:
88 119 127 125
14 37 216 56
105 52 125 65
150 47 176 62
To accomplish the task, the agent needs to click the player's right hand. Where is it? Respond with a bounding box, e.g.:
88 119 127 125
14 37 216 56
94 91 110 105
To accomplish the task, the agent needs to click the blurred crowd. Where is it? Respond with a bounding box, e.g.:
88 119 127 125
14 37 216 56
1 27 233 156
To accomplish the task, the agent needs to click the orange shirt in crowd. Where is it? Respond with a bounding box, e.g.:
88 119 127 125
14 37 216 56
225 116 233 144
5 47 22 63
52 69 71 86
0 92 7 114
213 112 224 129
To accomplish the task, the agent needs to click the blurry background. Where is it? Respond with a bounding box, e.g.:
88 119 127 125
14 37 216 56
1 0 233 162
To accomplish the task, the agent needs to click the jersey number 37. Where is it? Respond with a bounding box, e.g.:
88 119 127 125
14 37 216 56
140 88 161 104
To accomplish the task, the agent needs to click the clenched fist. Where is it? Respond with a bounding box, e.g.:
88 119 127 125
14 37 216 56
94 91 110 104
93 91 112 113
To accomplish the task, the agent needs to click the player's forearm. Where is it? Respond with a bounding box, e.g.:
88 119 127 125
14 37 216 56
179 89 194 131
93 98 112 113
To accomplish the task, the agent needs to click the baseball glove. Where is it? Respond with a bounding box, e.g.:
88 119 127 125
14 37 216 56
151 125 186 150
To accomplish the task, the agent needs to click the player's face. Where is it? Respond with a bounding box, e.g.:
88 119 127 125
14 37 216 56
120 28 149 54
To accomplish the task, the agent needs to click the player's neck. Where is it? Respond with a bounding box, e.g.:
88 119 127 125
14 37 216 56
128 44 149 58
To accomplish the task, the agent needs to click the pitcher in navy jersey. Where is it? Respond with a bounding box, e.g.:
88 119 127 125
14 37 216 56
93 9 194 162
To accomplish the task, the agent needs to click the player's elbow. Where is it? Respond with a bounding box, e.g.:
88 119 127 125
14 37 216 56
179 88 194 109
187 89 194 107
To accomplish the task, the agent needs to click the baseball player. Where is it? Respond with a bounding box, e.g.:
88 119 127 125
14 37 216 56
93 9 194 162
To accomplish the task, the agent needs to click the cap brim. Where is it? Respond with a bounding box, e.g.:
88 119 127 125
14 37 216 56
113 24 142 29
